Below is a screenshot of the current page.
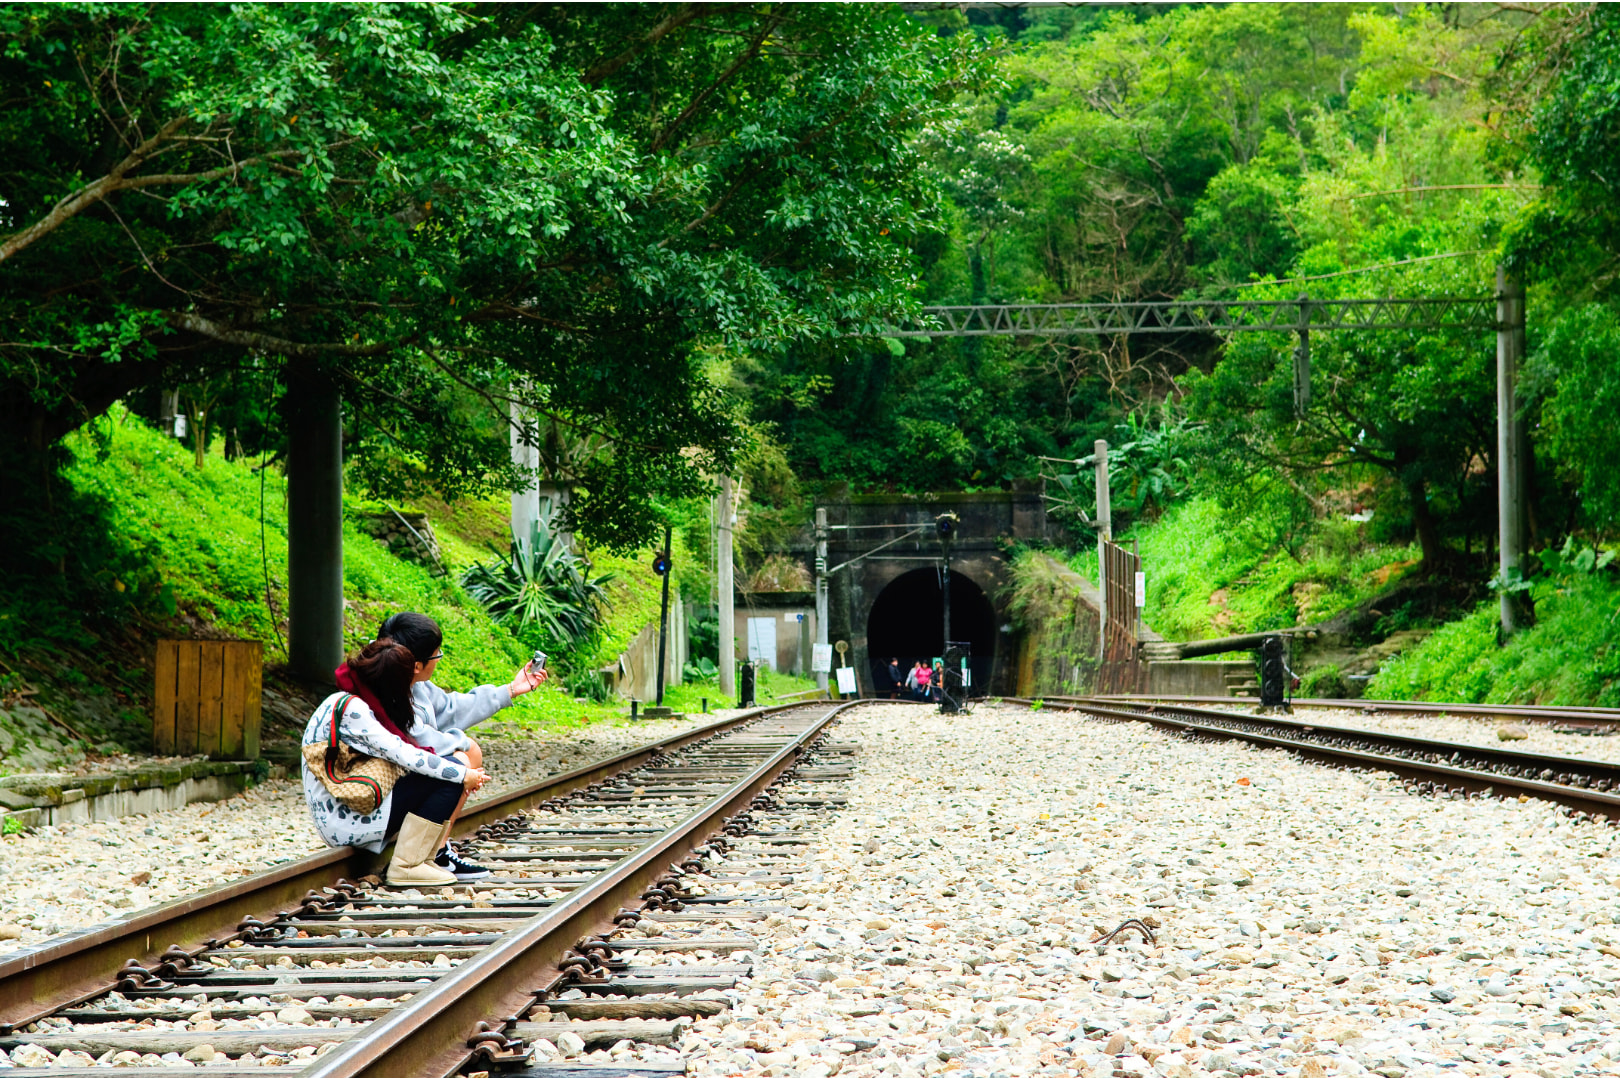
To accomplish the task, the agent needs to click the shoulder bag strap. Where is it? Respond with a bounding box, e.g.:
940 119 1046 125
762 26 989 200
329 694 355 753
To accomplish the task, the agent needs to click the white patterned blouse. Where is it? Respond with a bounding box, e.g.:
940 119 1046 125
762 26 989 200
301 691 469 853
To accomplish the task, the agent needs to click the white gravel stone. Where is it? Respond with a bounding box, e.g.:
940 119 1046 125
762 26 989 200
0 712 704 950
673 702 1620 1078
9 1044 50 1068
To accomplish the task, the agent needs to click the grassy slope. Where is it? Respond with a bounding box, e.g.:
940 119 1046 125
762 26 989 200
1055 492 1620 707
1368 575 1620 707
64 415 529 690
7 415 666 762
1069 496 1423 642
12 415 808 769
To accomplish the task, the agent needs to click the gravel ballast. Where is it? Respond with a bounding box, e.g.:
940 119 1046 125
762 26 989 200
1225 705 1620 765
674 702 1620 1078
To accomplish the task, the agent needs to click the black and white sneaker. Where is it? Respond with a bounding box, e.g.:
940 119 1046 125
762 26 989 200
435 844 492 882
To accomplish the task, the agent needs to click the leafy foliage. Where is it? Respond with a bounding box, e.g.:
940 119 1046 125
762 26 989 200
1083 495 1423 641
1368 569 1620 708
683 657 720 683
1045 408 1196 534
1525 304 1620 530
0 3 994 549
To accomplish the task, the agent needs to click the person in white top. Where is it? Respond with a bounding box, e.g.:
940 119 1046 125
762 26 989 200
303 638 486 886
370 612 547 880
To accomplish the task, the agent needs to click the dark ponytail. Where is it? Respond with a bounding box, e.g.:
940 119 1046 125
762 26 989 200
347 638 418 734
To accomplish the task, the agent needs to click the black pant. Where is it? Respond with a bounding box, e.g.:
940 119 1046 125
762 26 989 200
385 772 462 841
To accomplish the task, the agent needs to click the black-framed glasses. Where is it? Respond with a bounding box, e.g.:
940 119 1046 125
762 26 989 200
427 651 444 662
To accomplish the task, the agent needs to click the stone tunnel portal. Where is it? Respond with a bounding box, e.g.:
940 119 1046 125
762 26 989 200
865 568 997 697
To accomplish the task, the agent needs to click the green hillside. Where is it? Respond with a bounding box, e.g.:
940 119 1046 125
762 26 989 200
0 411 725 776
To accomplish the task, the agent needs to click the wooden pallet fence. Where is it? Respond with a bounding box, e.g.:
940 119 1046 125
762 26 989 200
153 640 262 760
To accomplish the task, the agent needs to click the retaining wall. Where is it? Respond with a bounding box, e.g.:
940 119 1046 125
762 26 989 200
0 759 259 829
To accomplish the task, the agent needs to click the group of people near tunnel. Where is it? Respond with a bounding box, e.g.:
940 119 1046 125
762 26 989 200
885 657 946 702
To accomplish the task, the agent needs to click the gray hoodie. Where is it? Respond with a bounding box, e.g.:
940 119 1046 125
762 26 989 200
408 680 513 757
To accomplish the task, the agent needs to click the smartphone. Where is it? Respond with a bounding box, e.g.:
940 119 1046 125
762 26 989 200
529 650 548 674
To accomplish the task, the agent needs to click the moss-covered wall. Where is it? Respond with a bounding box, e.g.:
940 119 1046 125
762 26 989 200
1006 551 1102 697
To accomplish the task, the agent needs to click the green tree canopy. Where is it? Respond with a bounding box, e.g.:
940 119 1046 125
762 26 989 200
0 3 991 547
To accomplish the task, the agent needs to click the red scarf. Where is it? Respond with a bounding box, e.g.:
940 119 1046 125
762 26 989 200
333 663 428 750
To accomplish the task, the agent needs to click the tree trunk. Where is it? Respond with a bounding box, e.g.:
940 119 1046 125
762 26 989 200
1405 476 1445 574
285 362 345 683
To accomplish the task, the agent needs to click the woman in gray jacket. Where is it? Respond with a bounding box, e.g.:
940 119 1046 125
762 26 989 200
372 612 546 879
305 639 490 887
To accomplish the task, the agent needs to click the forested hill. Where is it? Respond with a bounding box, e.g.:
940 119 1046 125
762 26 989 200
3 5 1618 722
745 4 1619 595
748 7 1620 544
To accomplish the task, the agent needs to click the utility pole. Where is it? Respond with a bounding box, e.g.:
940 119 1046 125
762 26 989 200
1497 265 1529 636
1094 439 1111 659
717 477 736 699
814 507 829 693
508 395 540 546
286 362 344 683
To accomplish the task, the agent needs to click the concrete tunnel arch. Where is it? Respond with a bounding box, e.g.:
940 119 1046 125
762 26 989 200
864 567 997 696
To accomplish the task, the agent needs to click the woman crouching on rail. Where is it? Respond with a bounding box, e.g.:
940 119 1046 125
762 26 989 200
301 638 519 887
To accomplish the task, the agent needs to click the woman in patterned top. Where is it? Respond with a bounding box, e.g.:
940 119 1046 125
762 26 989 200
302 638 492 887
372 612 547 880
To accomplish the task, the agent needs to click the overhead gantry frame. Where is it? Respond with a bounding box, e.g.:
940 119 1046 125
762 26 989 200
891 273 1529 634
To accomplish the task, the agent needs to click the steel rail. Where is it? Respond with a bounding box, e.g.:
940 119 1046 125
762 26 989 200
0 703 798 1032
306 701 853 1078
1009 696 1620 821
1082 693 1620 729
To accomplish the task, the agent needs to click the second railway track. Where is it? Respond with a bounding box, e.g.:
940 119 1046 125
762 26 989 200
1019 695 1620 823
0 701 861 1077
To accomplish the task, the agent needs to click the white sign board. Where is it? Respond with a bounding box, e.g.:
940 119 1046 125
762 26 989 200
835 666 857 695
1134 570 1146 608
783 612 804 623
811 642 834 673
746 617 777 668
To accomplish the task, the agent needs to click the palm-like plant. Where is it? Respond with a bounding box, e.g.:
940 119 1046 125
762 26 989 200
461 511 613 655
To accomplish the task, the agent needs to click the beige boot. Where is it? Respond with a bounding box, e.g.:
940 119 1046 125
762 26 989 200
385 814 457 887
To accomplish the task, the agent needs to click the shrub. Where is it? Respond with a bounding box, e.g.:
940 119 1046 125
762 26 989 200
460 512 612 660
1297 664 1347 699
683 656 720 682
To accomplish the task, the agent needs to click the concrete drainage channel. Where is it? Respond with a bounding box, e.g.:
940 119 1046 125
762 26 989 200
0 702 860 1077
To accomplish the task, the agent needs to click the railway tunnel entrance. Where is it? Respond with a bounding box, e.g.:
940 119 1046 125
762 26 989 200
865 568 996 697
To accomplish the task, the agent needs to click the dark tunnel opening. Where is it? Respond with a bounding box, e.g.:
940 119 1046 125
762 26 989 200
865 568 996 698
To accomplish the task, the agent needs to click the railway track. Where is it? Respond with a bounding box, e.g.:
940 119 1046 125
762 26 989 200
1013 695 1620 823
1086 692 1620 731
0 701 860 1077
